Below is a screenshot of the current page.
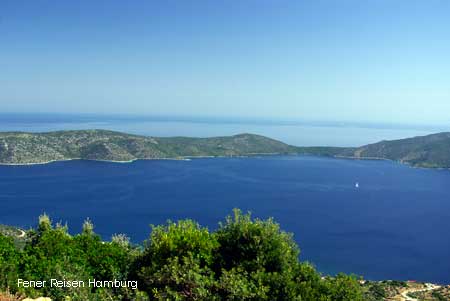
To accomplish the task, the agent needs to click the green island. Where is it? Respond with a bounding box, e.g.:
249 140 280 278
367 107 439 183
0 130 297 165
1 212 448 301
2 130 450 169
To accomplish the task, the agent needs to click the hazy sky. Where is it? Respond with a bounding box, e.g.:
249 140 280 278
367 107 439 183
1 0 449 125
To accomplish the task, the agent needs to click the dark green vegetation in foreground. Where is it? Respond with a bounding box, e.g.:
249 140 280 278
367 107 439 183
0 130 297 164
2 129 450 168
0 210 364 300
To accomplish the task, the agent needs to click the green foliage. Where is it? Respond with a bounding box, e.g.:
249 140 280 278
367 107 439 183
145 220 218 267
431 290 448 301
133 209 364 301
0 225 29 249
0 130 298 164
214 209 299 273
38 213 52 233
365 282 387 299
213 209 302 300
0 235 20 289
2 216 138 300
133 220 218 299
215 267 268 300
322 274 364 301
112 234 131 248
296 146 355 157
148 256 216 300
82 218 95 235
0 210 365 300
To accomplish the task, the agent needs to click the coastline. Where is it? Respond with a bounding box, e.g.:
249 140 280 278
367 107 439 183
0 158 81 166
0 152 289 166
2 129 450 170
334 155 391 161
0 157 181 166
333 155 450 170
1 153 448 171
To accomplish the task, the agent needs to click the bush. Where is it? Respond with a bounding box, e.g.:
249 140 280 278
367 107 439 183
0 235 20 290
323 274 364 301
133 209 364 300
4 216 137 300
133 220 218 299
1 210 364 300
213 209 302 300
214 209 299 273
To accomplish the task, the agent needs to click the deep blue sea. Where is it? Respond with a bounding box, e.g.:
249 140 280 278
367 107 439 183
1 156 450 284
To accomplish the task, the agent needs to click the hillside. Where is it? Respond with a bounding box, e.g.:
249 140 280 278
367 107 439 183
0 130 298 164
298 132 450 168
2 130 450 168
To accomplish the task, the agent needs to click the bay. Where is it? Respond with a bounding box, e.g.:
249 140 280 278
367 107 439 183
1 156 449 284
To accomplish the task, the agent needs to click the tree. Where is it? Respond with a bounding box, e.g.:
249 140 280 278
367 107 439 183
0 235 20 291
213 209 301 300
133 220 218 300
323 274 364 301
1 212 365 301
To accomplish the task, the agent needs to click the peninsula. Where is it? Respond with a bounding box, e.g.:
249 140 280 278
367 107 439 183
297 131 450 168
1 130 450 168
0 130 297 164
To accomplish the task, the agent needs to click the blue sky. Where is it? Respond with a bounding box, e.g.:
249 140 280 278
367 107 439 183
1 0 449 125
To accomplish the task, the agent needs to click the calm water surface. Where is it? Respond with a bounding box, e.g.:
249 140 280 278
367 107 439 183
1 156 449 284
0 113 440 147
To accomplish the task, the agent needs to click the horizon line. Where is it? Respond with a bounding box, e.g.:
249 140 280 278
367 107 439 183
0 112 448 132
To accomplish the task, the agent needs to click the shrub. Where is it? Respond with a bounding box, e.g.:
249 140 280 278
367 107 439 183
213 209 302 300
1 211 365 300
133 220 218 299
0 235 20 291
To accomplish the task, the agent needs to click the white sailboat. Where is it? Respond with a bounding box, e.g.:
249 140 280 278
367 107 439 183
355 182 359 188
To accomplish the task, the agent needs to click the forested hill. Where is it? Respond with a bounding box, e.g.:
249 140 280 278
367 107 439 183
0 130 298 164
298 132 450 168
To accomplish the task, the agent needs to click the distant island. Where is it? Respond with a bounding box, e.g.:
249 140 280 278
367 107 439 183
1 130 450 168
0 130 297 164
